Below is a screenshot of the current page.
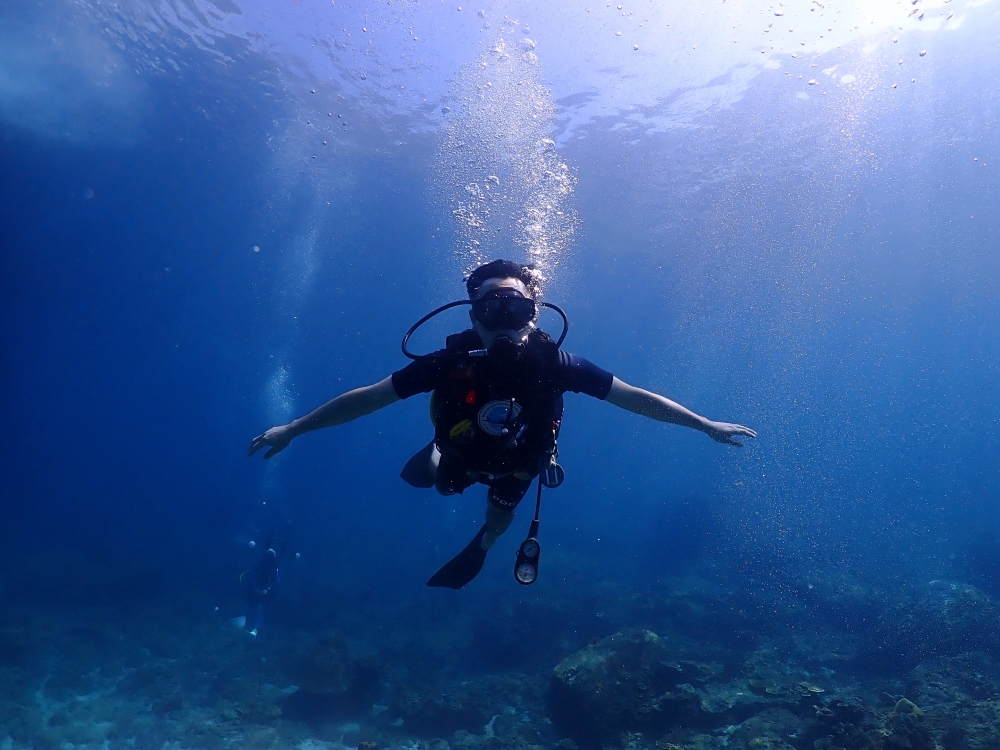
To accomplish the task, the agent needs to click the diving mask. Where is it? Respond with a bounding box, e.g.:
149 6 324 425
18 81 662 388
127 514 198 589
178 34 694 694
471 290 537 332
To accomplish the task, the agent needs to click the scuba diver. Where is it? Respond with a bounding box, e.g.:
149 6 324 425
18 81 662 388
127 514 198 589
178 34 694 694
248 259 756 589
232 532 291 637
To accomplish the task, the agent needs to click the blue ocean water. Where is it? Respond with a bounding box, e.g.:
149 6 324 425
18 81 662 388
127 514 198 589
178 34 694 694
3 0 1000 748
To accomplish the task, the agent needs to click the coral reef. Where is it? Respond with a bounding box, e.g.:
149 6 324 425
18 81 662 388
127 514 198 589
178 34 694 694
286 633 383 719
548 629 721 743
7 568 1000 750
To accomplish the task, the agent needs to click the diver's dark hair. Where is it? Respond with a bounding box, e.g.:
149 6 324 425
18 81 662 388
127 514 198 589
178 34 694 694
466 259 542 299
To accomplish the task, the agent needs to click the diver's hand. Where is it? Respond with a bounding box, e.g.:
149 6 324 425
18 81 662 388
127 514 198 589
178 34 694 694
704 421 757 448
248 425 294 459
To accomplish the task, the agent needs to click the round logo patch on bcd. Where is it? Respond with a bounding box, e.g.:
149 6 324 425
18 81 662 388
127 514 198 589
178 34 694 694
478 400 521 437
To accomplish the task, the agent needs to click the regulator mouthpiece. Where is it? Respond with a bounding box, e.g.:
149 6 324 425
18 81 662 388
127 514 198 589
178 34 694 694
489 335 523 367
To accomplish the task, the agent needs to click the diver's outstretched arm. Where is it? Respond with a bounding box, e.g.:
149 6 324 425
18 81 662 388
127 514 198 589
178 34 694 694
605 377 757 447
248 376 399 459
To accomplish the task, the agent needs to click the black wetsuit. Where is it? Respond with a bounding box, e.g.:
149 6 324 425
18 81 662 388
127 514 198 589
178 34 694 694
392 328 613 509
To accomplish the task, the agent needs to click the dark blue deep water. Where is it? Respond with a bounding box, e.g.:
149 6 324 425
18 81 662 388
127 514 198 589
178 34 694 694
3 1 1000 748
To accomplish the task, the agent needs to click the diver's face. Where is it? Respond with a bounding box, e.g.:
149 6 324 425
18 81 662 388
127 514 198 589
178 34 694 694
469 276 534 347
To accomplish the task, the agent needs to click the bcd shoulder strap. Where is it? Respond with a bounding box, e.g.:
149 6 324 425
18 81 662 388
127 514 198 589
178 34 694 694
444 328 483 353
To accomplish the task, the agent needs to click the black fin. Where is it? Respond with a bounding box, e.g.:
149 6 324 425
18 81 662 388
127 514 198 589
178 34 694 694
427 526 489 589
400 440 439 489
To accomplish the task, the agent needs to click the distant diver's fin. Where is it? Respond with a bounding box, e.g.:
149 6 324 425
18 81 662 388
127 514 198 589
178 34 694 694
231 616 247 629
400 440 440 489
427 525 489 589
